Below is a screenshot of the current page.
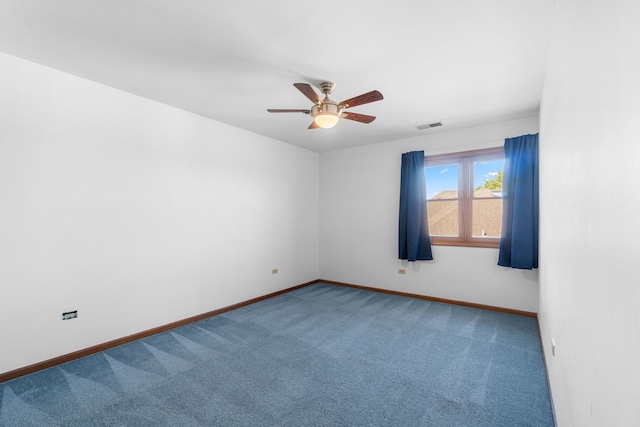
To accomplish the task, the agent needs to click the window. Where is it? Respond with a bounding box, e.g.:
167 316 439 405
424 147 504 248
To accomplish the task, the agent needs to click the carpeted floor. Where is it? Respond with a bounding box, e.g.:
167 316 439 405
0 283 554 426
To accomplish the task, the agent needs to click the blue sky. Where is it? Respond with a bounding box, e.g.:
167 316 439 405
425 159 504 199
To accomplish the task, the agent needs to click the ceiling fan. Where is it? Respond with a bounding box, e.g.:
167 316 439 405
267 82 383 129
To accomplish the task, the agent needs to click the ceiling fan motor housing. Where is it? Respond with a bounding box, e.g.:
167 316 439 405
311 99 340 117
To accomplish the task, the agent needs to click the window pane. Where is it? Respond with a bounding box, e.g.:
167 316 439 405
472 158 504 238
427 200 459 236
472 199 502 237
425 164 459 237
425 164 458 200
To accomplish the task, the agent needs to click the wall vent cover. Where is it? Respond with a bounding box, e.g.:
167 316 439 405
416 122 443 130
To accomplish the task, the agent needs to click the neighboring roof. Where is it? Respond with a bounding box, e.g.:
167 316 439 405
427 190 502 237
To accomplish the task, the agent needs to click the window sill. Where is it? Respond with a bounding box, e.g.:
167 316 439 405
430 239 500 249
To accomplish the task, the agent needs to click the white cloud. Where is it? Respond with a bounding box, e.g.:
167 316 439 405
440 168 449 174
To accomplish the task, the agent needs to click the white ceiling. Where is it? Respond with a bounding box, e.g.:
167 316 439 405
0 0 557 152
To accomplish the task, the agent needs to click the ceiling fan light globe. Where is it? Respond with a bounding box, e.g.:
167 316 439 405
314 112 340 129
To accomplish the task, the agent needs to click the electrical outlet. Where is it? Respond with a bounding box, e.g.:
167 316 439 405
62 310 78 320
272 268 278 275
398 268 406 274
551 338 556 356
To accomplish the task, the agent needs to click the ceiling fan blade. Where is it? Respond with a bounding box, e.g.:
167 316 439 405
294 83 321 103
308 121 320 129
341 112 376 124
267 109 310 113
340 90 384 108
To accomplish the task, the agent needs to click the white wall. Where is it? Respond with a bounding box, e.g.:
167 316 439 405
0 52 319 375
539 0 640 425
320 116 540 312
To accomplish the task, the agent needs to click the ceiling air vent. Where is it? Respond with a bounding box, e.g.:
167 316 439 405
416 122 443 130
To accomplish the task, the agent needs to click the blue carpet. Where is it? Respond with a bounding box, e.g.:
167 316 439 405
0 283 554 426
